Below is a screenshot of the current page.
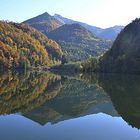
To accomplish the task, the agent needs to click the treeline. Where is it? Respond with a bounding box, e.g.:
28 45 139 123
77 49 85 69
50 57 99 73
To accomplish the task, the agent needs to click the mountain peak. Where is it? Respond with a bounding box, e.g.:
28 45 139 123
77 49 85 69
23 12 54 24
38 12 52 18
23 12 63 33
54 14 62 17
47 23 98 43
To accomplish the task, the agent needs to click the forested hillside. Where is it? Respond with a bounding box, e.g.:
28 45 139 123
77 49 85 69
48 24 112 62
0 21 62 70
98 18 140 74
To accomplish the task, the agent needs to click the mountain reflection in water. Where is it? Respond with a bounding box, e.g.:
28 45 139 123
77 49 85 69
0 71 140 130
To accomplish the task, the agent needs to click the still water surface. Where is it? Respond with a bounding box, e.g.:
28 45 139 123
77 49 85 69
0 71 140 140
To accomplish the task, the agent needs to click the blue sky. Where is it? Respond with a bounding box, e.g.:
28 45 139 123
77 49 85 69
0 0 140 28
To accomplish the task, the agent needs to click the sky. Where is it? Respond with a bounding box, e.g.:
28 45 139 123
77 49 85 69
0 0 140 28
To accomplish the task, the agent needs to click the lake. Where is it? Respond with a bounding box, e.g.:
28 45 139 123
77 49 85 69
0 71 140 140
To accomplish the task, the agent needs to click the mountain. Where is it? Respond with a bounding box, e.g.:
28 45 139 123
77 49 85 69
98 26 124 40
54 14 103 35
23 12 64 34
23 12 123 41
0 21 62 70
54 14 124 40
47 24 112 62
98 18 140 74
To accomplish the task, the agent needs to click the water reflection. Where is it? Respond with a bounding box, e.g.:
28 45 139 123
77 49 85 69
0 71 140 131
23 76 117 125
0 71 61 114
98 74 140 129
